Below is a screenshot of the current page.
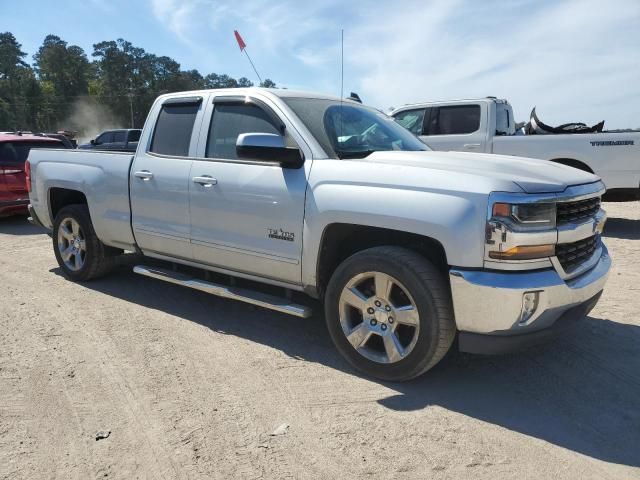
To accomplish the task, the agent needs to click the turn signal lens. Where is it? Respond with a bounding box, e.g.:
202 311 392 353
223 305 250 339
492 203 511 217
489 244 555 260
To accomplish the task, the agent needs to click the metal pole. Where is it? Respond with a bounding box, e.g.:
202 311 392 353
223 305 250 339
128 93 134 128
243 49 263 85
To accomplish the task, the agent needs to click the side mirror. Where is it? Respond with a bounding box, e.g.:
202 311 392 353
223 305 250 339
90 139 96 145
236 133 303 169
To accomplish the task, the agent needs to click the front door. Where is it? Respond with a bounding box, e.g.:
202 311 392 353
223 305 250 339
130 96 206 260
188 96 310 285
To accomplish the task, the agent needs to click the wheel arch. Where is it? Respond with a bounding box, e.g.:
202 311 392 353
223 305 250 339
549 158 594 173
48 187 88 224
314 223 449 299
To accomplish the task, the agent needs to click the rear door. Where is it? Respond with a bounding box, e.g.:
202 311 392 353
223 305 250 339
130 95 207 260
418 103 487 152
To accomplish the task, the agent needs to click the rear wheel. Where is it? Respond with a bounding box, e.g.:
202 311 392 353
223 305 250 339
325 246 456 381
53 204 116 281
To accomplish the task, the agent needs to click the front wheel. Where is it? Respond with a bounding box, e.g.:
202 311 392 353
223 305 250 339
324 246 456 381
53 204 115 281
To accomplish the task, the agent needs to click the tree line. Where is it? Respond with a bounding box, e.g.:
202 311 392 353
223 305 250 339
0 32 276 134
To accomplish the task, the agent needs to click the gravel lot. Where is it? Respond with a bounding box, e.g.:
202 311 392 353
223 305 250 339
1 201 638 480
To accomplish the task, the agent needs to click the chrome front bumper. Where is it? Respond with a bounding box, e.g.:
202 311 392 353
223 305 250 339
449 244 611 336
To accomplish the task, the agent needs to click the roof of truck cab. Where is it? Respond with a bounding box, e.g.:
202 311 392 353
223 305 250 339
159 87 356 104
391 97 509 114
0 133 63 143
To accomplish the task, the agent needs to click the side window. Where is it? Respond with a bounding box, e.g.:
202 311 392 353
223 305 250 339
427 105 481 135
112 131 126 143
96 132 113 144
393 108 426 135
206 103 280 160
128 130 141 142
150 103 199 156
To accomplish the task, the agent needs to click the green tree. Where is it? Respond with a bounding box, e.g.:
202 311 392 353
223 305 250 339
33 35 91 127
0 32 30 129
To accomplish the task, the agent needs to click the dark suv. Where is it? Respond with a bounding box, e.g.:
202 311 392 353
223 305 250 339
78 129 141 152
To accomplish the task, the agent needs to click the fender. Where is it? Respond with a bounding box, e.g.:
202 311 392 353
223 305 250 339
301 159 489 289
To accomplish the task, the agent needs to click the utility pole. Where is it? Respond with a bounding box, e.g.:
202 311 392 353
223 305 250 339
128 89 134 128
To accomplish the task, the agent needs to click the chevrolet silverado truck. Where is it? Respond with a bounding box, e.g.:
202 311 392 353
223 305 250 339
391 98 640 200
27 88 610 381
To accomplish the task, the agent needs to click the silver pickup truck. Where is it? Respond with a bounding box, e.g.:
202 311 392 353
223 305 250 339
27 88 611 381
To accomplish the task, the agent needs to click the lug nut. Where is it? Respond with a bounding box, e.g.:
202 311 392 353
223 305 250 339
374 300 381 307
385 305 391 312
381 324 387 331
388 317 394 324
370 319 377 326
367 307 374 314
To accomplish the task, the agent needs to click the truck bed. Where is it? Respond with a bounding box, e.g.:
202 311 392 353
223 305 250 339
492 130 640 191
28 149 137 250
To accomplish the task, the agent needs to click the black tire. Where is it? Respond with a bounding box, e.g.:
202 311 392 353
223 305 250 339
52 204 116 281
324 246 456 381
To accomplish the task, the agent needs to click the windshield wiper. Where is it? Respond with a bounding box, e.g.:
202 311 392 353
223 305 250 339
335 149 377 159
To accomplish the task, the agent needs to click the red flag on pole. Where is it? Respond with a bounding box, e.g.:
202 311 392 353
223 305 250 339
234 30 247 51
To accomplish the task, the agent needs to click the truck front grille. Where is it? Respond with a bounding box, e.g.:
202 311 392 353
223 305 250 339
556 235 598 273
556 197 601 225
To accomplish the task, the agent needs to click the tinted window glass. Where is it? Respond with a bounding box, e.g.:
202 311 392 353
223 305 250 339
206 104 280 160
393 108 426 135
0 141 62 164
128 130 141 142
150 103 199 156
96 132 113 144
427 105 480 135
112 131 126 142
495 103 514 136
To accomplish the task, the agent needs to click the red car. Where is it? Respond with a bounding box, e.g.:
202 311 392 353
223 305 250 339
0 134 66 217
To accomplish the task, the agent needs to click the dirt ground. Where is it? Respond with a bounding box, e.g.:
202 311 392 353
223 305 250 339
0 201 638 480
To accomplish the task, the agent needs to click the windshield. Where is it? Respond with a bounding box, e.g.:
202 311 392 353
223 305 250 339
283 98 429 159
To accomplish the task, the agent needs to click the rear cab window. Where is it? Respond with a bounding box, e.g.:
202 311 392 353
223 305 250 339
424 104 481 135
149 98 201 156
128 130 141 142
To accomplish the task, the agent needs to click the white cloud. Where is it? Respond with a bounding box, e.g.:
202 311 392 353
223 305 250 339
149 0 640 128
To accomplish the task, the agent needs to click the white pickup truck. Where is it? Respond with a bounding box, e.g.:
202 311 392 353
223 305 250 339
391 98 640 200
27 88 610 381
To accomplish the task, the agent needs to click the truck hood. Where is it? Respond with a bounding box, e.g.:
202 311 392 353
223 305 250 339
365 150 599 193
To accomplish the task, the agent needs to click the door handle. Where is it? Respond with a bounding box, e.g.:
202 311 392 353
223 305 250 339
134 170 154 180
193 175 217 187
463 143 481 149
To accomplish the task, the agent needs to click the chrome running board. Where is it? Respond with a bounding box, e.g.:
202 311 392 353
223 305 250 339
133 265 312 318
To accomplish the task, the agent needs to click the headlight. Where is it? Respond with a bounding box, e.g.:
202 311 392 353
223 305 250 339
492 202 556 228
486 201 557 262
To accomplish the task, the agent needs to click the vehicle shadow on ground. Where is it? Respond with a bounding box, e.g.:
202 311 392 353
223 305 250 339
0 216 47 236
603 217 640 240
51 265 640 469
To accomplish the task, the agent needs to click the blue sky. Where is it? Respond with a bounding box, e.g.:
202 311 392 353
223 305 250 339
2 0 639 128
